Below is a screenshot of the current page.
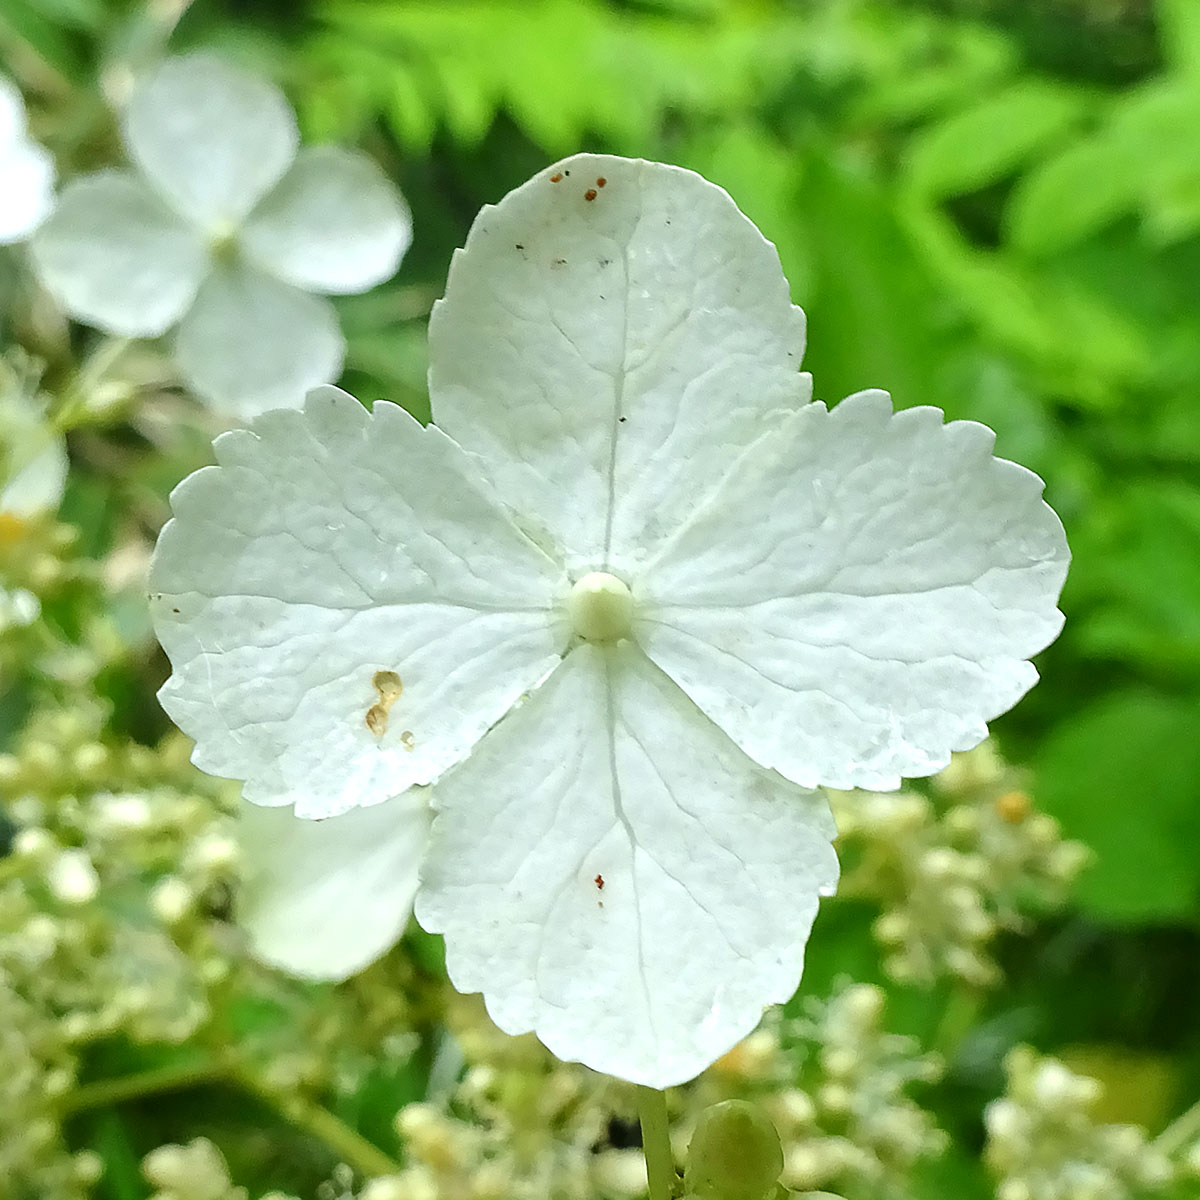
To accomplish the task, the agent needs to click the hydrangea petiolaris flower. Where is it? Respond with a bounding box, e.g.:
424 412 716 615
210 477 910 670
30 54 410 417
149 155 1069 1087
0 76 53 245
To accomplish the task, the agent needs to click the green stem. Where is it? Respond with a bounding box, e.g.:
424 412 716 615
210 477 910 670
51 336 132 432
638 1085 675 1200
233 1068 401 1179
58 1056 400 1180
1156 1095 1200 1156
59 1058 228 1116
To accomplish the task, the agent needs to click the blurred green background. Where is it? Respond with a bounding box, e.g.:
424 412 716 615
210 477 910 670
4 0 1200 1195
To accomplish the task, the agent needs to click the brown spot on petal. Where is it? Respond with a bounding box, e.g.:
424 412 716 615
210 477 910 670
584 188 597 201
550 172 563 183
596 176 606 187
366 670 404 737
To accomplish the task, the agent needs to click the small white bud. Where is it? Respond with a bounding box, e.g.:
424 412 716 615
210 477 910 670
47 849 100 904
151 876 193 924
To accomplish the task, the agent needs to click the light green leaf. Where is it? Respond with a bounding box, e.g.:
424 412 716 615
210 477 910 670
906 80 1089 199
1006 138 1139 256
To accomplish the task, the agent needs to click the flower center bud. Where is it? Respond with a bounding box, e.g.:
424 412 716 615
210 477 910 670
568 571 634 643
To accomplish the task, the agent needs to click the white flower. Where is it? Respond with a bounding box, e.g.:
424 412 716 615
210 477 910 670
30 53 411 417
0 76 53 244
149 154 1069 1087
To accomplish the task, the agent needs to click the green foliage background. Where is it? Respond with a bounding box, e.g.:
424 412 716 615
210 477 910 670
3 0 1200 1196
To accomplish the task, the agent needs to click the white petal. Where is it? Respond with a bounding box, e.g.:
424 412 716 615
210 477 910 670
242 146 412 294
0 76 27 141
416 642 838 1088
29 171 207 336
637 391 1070 792
428 153 809 574
173 262 344 416
149 385 566 817
0 137 54 243
238 790 429 979
124 53 298 228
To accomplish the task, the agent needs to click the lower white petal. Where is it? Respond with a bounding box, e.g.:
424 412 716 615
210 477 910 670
416 641 838 1088
238 791 430 980
173 261 344 416
29 171 207 336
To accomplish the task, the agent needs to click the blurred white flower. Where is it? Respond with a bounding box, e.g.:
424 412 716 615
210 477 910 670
0 76 54 244
30 53 411 417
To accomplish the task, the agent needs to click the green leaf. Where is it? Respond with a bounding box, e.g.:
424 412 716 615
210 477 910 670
1006 137 1139 255
905 79 1089 199
1159 0 1200 78
1035 691 1200 921
1067 479 1200 678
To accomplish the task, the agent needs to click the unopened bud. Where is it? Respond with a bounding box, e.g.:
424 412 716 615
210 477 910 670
686 1099 783 1200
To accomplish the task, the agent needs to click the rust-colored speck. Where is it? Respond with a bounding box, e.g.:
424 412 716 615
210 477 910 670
584 188 597 201
596 176 607 187
550 172 563 182
594 873 605 890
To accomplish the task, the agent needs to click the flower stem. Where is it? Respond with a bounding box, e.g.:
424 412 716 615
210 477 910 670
59 1058 228 1116
1156 1095 1200 1156
232 1067 402 1179
58 1056 401 1180
637 1085 675 1200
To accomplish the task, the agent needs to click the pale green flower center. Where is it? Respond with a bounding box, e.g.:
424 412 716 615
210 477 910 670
568 571 634 643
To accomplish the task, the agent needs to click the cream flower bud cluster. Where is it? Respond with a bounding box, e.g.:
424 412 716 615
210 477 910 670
720 984 945 1200
0 981 94 1200
762 986 946 1196
143 1138 248 1200
831 742 1088 987
368 995 646 1200
985 1048 1176 1200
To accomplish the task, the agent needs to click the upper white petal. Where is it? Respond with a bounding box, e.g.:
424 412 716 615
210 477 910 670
29 171 208 336
637 390 1070 791
123 53 298 228
173 261 344 416
238 790 429 979
149 385 567 817
416 642 838 1088
428 153 809 573
242 146 412 294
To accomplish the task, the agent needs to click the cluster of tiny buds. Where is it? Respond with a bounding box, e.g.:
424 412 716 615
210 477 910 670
984 1047 1182 1200
767 984 946 1196
375 995 644 1200
831 742 1089 987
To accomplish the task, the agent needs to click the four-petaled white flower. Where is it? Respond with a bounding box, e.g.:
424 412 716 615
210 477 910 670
150 155 1069 1087
30 53 410 417
0 75 54 244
